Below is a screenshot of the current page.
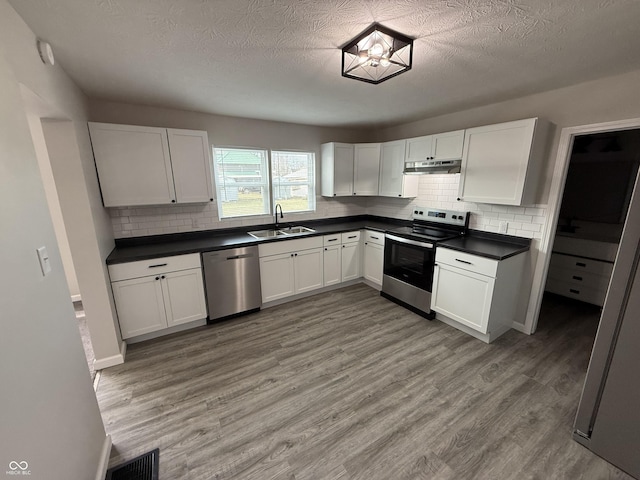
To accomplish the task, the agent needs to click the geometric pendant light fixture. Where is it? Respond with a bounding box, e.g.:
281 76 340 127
341 23 413 84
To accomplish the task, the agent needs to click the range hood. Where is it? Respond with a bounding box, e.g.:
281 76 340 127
404 159 461 174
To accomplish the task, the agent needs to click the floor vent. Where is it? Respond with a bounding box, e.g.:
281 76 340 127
105 449 159 480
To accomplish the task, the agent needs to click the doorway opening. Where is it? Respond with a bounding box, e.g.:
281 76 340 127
540 128 640 343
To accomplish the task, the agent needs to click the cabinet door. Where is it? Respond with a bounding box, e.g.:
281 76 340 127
432 130 465 161
260 253 295 302
458 118 537 205
341 242 361 282
323 245 342 287
294 248 324 294
432 263 494 333
321 143 354 197
111 275 167 339
379 140 417 198
405 135 433 161
89 123 176 207
354 143 381 196
161 268 207 327
167 129 214 203
363 241 384 286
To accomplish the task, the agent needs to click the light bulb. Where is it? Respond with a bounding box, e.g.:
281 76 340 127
380 57 390 67
369 43 384 57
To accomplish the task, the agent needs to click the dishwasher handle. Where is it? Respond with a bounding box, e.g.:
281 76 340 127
226 253 254 260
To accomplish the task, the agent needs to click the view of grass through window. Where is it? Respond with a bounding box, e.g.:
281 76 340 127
213 147 315 219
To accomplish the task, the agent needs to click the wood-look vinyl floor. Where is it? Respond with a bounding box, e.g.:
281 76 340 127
96 284 633 480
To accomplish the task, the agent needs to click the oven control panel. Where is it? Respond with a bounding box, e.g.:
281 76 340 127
412 207 469 227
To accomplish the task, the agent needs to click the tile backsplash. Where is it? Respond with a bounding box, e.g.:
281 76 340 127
110 196 368 238
110 174 547 240
367 174 547 239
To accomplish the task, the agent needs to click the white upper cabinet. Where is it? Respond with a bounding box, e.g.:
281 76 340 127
353 143 381 196
458 118 548 206
321 142 354 197
321 142 380 197
89 122 213 207
167 129 214 203
405 130 465 162
379 140 418 198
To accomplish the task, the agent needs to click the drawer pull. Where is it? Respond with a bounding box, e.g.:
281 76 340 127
348 235 357 239
371 236 380 240
455 258 472 265
327 238 338 242
576 262 587 267
570 289 580 294
148 263 168 268
572 276 583 281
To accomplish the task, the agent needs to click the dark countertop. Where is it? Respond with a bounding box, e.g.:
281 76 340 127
438 230 531 260
106 215 408 265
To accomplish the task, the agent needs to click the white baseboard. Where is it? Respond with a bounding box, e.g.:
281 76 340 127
511 322 528 334
125 318 207 344
93 340 126 370
95 434 112 480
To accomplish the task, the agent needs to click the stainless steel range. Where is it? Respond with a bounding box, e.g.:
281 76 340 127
381 207 469 318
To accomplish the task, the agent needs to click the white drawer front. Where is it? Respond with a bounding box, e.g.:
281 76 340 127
364 230 385 246
341 231 361 243
435 248 498 277
109 253 201 281
545 277 607 307
547 265 611 291
258 236 323 257
323 234 341 246
550 253 614 277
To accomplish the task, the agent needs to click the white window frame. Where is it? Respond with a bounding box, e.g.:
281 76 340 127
270 150 316 214
212 146 271 219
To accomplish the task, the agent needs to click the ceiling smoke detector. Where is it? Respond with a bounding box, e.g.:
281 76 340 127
37 40 55 66
341 23 413 85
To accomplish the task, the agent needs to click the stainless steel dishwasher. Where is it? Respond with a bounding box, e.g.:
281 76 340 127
202 245 262 322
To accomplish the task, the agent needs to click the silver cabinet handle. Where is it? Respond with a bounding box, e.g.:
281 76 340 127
226 254 253 260
148 263 168 268
455 259 472 265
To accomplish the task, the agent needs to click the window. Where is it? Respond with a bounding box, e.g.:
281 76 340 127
212 147 316 219
271 151 316 213
213 147 270 218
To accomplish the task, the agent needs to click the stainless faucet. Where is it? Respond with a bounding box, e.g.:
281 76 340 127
274 203 284 228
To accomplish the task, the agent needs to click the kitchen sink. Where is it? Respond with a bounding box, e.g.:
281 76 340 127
248 225 315 240
280 226 315 235
247 229 289 239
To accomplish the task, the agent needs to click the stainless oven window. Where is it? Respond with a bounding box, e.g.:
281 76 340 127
383 239 435 291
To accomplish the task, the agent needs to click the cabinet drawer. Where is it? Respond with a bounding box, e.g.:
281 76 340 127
108 253 202 281
323 234 342 246
547 265 611 291
545 277 607 306
258 236 323 257
341 231 361 243
364 230 385 246
435 248 498 277
549 253 614 277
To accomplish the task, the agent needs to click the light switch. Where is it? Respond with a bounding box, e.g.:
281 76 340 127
37 246 51 276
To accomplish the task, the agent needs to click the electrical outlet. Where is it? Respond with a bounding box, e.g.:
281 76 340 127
499 221 508 233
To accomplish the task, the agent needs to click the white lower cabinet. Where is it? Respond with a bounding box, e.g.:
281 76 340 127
109 253 207 340
341 231 361 282
432 247 526 342
258 237 324 303
323 237 342 287
363 230 385 287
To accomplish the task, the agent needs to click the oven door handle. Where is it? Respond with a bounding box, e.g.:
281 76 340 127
385 234 433 249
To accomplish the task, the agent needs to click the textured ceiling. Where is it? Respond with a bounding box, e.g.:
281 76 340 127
9 0 640 128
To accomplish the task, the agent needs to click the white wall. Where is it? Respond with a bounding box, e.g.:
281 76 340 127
0 23 108 480
89 100 370 238
0 0 123 367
